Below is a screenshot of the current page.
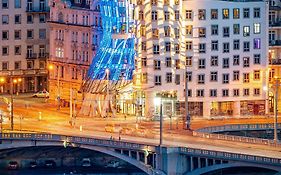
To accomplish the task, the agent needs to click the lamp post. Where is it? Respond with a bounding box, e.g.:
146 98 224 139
10 78 21 131
0 77 5 93
184 66 190 130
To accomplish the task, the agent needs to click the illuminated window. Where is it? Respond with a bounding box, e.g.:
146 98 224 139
211 9 218 19
175 59 180 69
141 73 147 83
152 28 159 39
174 0 179 5
164 0 169 6
243 26 250 36
233 8 239 19
175 43 180 54
186 25 193 35
140 25 146 36
254 23 260 34
243 73 250 83
198 9 206 20
254 38 261 49
198 28 206 37
55 47 64 58
222 9 229 19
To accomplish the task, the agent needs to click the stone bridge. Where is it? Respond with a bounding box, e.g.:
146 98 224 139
1 132 281 175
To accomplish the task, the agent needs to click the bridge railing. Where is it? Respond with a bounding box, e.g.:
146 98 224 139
0 133 156 151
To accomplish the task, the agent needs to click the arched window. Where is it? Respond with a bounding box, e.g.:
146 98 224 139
58 12 64 23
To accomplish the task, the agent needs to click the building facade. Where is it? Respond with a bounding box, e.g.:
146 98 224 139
133 0 268 119
48 0 101 103
0 0 49 93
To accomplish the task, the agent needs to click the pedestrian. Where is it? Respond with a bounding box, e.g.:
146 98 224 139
124 115 127 120
118 136 121 141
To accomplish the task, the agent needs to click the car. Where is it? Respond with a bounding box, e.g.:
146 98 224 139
29 161 37 168
45 160 56 168
82 158 91 167
8 161 19 170
32 91 49 98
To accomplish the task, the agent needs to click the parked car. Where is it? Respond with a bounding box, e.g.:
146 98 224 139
45 160 56 168
32 91 49 98
29 161 37 169
8 161 19 170
82 158 91 167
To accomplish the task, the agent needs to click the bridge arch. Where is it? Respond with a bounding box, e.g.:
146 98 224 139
185 162 281 175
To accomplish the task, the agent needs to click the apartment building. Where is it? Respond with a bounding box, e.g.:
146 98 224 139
134 0 268 118
0 0 49 93
48 0 101 103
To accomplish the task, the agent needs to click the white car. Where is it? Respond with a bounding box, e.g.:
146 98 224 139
32 91 49 98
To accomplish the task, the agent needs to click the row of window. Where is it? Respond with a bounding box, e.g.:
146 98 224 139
2 0 25 9
55 30 90 44
137 0 180 6
1 29 46 40
1 14 46 25
1 45 46 56
185 88 261 97
1 60 46 70
147 70 260 86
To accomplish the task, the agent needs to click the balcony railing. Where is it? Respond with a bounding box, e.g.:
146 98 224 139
269 20 281 27
38 53 49 59
26 53 37 59
26 6 49 13
269 59 281 65
269 40 281 46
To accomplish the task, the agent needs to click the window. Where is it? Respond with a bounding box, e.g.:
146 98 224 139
210 89 217 97
55 47 64 58
141 57 147 67
254 54 260 64
2 46 8 55
233 71 239 81
166 73 172 83
243 41 250 52
210 72 217 81
222 89 229 97
243 8 250 18
254 8 260 18
27 30 33 39
141 73 147 83
233 40 240 50
166 57 171 67
223 27 229 37
155 75 161 86
186 25 193 36
2 62 8 70
27 14 33 23
39 14 46 23
14 61 21 70
233 8 239 19
174 0 179 5
165 42 171 52
254 88 260 95
14 0 21 8
198 28 206 37
186 56 192 66
186 41 192 51
175 59 180 69
198 59 205 69
243 88 249 96
211 25 218 35
39 29 46 39
211 41 218 51
254 38 261 49
186 71 192 82
198 74 205 84
254 70 260 80
2 0 8 8
14 45 21 55
233 89 239 96
2 31 8 40
15 14 21 24
164 26 170 37
199 43 206 53
140 25 145 36
233 55 240 65
141 42 146 51
14 30 21 40
175 10 179 21
254 23 260 34
223 58 229 68
223 74 229 84
153 44 159 54
243 73 250 83
139 11 144 20
223 43 229 53
211 9 218 19
186 10 192 20
152 29 159 39
197 89 204 97
175 74 180 85
164 11 170 21
211 56 218 66
222 9 229 19
27 61 34 69
174 28 180 39
243 57 250 67
198 9 206 20
243 26 250 37
154 60 161 70
233 24 240 34
175 43 180 54
2 15 8 24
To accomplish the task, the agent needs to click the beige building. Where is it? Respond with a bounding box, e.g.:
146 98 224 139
0 0 49 93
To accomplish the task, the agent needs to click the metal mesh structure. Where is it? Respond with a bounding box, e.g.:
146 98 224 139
82 0 135 94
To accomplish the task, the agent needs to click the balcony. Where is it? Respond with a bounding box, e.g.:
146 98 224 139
38 53 49 59
26 53 37 59
269 20 281 27
269 40 281 47
26 6 49 13
269 59 281 65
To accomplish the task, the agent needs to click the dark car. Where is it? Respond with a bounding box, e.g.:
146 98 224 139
45 160 56 168
8 161 19 170
29 161 37 168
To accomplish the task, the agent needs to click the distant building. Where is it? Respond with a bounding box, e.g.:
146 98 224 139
48 0 101 103
0 0 49 93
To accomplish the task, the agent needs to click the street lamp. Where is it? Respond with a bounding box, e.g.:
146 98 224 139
0 77 5 93
48 64 60 110
10 78 21 130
